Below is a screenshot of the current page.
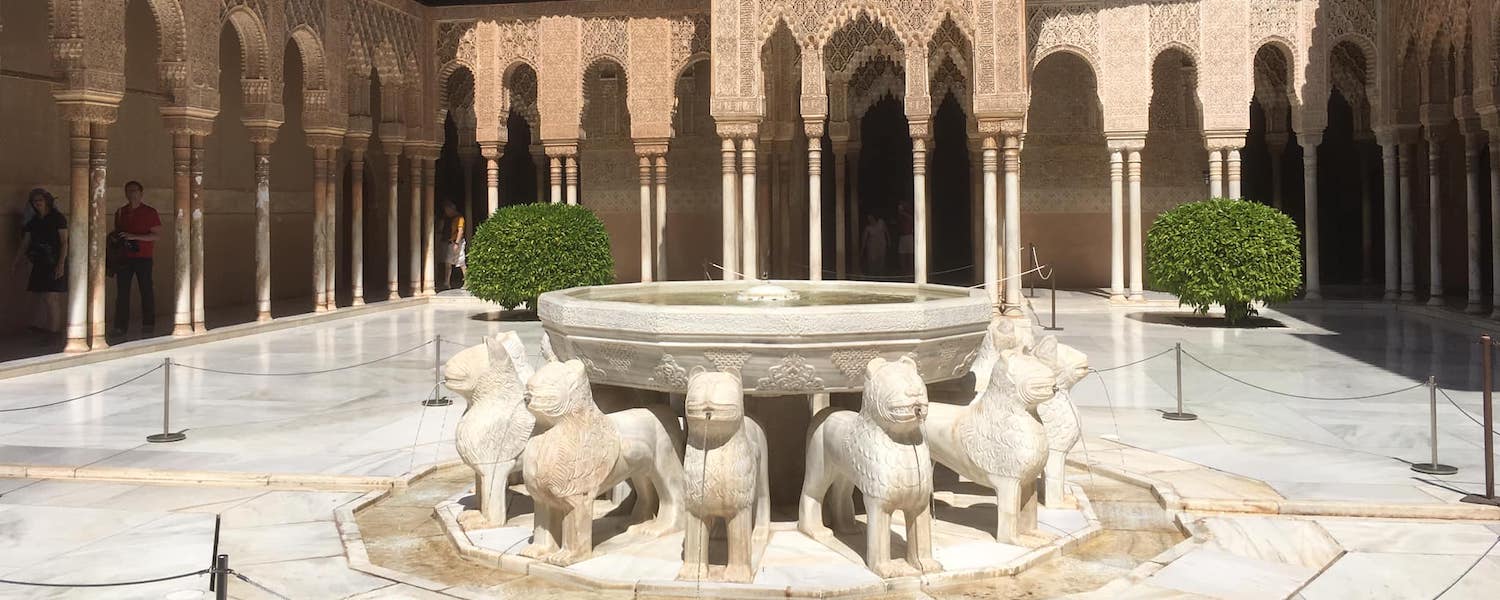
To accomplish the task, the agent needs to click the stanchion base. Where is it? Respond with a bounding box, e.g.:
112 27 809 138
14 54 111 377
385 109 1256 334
146 432 187 443
1460 494 1500 507
421 396 454 407
1161 412 1198 421
1410 463 1457 475
1043 326 1063 331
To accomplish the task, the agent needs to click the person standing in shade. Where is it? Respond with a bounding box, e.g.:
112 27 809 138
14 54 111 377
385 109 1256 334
896 203 914 278
11 188 68 334
862 213 889 277
112 181 161 336
438 200 466 290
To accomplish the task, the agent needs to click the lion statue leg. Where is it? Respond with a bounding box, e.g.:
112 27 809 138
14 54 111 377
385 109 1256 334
723 508 755 583
797 426 835 540
905 505 943 573
990 475 1024 545
519 502 558 559
1041 451 1068 508
548 494 596 565
864 502 914 578
476 459 515 527
676 513 712 581
829 479 860 535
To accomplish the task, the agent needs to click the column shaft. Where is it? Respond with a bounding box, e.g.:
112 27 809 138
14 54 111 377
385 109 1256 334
741 138 758 279
549 156 562 204
834 144 846 279
88 124 110 347
409 155 422 296
1381 143 1399 300
1490 147 1500 318
566 156 579 205
327 149 339 309
483 146 501 215
982 138 1000 306
1399 145 1416 300
655 157 668 280
809 142 823 282
171 132 193 333
312 147 329 312
912 137 927 285
349 148 366 306
190 135 206 326
1003 135 1022 309
422 158 436 296
64 121 90 351
638 154 653 282
1427 142 1443 305
252 139 273 321
386 152 400 301
1128 149 1145 301
1227 149 1242 199
1465 138 1483 312
721 138 738 280
1109 149 1125 301
1302 140 1321 301
1208 149 1224 198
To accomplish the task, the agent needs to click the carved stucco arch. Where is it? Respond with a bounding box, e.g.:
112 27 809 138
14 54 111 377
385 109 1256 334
1033 44 1099 75
437 61 476 130
1251 39 1299 111
810 2 917 48
288 26 328 92
674 52 712 82
504 60 541 136
580 56 629 137
1148 45 1206 132
223 6 271 82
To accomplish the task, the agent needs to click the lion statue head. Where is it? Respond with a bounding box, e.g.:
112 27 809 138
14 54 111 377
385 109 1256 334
988 345 1057 410
443 331 532 402
685 367 745 441
861 356 929 434
1033 335 1089 391
525 359 595 424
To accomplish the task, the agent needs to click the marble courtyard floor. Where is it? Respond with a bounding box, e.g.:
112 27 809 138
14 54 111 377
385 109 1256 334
0 292 1497 598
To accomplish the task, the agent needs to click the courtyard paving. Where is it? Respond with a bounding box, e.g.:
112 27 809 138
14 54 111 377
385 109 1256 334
0 291 1495 598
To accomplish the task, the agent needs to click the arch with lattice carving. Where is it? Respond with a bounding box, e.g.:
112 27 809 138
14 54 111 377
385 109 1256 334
287 26 327 92
222 6 271 82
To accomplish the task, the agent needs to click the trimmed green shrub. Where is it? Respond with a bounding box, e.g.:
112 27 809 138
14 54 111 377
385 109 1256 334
466 203 615 310
1146 198 1302 325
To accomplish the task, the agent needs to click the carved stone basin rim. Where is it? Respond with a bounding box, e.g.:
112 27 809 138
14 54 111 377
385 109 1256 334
537 280 993 396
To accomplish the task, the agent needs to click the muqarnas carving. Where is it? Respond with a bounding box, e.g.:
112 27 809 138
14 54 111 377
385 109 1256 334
678 368 769 583
444 331 537 529
520 359 688 566
1034 336 1088 508
925 339 1058 545
799 356 943 578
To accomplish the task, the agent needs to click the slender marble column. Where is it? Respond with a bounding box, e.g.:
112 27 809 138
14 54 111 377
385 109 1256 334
1109 148 1125 302
982 137 1000 307
849 146 861 275
566 155 579 206
531 144 547 203
481 143 501 215
1208 149 1224 198
1427 140 1443 306
64 121 90 352
88 124 111 347
1399 144 1417 301
833 140 847 279
408 154 422 297
1463 136 1483 312
1226 148 1242 199
347 141 367 306
422 156 436 297
1490 147 1500 319
1003 134 1022 310
312 147 329 312
250 131 276 321
325 148 338 309
384 146 402 301
548 156 562 204
912 136 928 285
1128 148 1145 301
638 153 653 282
1380 140 1399 300
1301 135 1322 301
809 134 824 282
171 132 193 333
190 134 206 326
654 156 667 280
741 138 758 279
721 137 738 280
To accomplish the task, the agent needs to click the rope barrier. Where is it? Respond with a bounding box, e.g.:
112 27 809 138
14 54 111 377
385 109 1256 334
1181 349 1426 401
1088 348 1174 373
231 571 293 600
172 338 435 376
1437 387 1500 440
0 363 164 413
0 569 208 588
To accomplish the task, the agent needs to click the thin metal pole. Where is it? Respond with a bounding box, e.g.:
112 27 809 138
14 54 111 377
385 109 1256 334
147 358 186 443
422 336 453 407
1464 334 1500 505
1026 243 1036 298
1163 342 1197 421
1043 268 1061 331
213 554 229 600
1412 375 1455 474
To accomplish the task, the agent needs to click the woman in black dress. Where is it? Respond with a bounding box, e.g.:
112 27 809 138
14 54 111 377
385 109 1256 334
11 189 68 333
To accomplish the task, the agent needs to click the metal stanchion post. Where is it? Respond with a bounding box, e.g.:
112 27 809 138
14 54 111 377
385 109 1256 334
1411 375 1457 475
422 336 453 407
1043 268 1061 331
1463 334 1500 506
213 554 229 600
146 358 186 443
1026 244 1036 298
1163 342 1197 421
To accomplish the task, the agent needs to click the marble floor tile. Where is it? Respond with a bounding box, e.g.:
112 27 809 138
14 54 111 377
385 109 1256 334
1299 551 1500 600
1315 519 1500 555
1145 547 1314 600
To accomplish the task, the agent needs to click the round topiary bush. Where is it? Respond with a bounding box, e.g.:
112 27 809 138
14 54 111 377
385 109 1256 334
1146 198 1302 325
466 203 615 310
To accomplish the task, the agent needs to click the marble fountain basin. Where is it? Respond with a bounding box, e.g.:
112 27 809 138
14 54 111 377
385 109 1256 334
537 280 993 395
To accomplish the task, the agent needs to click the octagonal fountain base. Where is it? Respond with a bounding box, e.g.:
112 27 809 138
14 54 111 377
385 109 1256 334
435 483 1102 598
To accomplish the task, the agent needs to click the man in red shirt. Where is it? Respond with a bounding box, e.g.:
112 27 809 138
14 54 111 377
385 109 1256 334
113 181 161 336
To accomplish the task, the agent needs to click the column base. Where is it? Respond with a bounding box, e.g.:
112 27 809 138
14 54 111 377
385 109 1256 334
192 322 206 333
1128 293 1146 303
257 312 272 323
172 323 194 337
1108 291 1127 304
1382 291 1398 302
64 338 90 353
1464 301 1485 315
1303 291 1322 302
388 291 401 302
353 297 365 307
88 336 109 350
1425 295 1445 307
315 304 329 313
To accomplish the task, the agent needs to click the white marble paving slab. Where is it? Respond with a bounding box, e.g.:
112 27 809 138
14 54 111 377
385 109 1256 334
1146 547 1314 600
1315 519 1500 555
1299 552 1500 600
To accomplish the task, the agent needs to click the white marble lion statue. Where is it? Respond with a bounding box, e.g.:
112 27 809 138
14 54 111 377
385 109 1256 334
443 331 536 529
678 368 769 583
798 356 943 578
1034 336 1089 508
519 358 687 566
924 341 1057 546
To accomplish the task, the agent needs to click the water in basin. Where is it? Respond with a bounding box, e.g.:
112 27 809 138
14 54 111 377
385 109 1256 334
569 285 958 307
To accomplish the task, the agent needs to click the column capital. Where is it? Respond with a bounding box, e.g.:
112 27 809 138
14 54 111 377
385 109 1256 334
1299 133 1323 150
245 123 279 146
56 100 119 126
158 108 216 137
544 141 580 158
804 119 826 140
828 120 850 142
1204 132 1247 152
907 119 930 141
633 139 670 157
714 118 760 140
1105 132 1146 153
1419 103 1453 133
479 141 503 161
306 129 348 151
381 141 406 156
